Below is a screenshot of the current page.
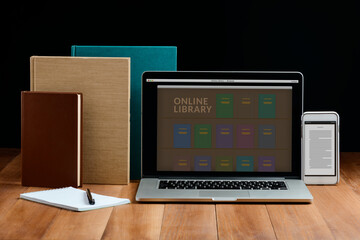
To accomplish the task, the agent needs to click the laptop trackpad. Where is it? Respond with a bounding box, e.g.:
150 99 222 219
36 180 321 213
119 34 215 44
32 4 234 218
199 191 250 201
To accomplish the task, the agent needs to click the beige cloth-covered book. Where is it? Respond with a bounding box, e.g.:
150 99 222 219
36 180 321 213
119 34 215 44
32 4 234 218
30 56 130 184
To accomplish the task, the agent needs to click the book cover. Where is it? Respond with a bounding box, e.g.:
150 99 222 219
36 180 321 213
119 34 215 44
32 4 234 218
258 125 276 148
216 94 233 118
173 124 191 148
173 156 191 171
258 94 276 118
21 91 82 188
215 156 233 171
194 156 211 171
216 124 233 148
236 125 255 148
71 45 177 179
236 156 254 172
258 156 275 171
30 56 130 184
194 124 212 148
238 94 255 118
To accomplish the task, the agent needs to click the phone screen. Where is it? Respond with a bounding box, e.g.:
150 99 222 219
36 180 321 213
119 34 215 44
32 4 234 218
304 121 336 176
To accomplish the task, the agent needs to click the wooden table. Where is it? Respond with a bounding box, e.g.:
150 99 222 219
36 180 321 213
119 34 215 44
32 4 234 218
1 149 360 239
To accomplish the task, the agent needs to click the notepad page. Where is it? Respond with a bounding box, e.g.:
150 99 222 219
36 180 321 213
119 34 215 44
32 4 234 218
20 187 130 211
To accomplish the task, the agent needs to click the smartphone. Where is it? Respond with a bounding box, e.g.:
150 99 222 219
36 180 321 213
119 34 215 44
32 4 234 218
301 111 340 184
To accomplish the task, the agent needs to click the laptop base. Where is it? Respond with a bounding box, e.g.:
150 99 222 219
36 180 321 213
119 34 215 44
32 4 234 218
136 178 313 203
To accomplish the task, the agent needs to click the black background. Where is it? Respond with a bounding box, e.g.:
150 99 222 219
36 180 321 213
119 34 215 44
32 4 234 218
2 2 359 151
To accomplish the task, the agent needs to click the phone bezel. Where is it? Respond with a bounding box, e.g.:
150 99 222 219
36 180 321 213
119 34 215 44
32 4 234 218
301 111 339 184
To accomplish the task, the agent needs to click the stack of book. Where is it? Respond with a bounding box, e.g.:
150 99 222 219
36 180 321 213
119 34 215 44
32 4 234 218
21 46 177 187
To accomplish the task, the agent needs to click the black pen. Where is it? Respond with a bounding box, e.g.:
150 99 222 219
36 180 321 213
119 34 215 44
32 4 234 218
86 188 95 205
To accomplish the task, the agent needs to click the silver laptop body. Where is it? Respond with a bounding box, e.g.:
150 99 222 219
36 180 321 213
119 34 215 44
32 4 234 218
136 71 313 203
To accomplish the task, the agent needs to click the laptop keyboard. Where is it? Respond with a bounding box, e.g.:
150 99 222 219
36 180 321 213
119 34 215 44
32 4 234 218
158 180 287 190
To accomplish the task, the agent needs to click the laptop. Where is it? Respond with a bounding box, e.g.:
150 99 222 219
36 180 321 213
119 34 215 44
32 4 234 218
136 71 313 203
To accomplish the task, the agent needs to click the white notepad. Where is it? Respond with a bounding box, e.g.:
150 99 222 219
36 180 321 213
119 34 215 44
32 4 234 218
20 187 130 211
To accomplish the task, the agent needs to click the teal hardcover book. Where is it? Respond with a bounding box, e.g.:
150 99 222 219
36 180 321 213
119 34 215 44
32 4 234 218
72 45 177 179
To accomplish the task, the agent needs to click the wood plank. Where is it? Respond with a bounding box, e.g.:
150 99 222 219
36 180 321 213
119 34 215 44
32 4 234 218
103 203 164 240
339 152 360 197
118 181 141 202
160 204 217 240
0 184 28 217
102 182 164 240
217 204 276 240
0 187 59 239
0 153 21 184
0 148 20 171
266 203 334 239
308 181 360 239
42 184 122 240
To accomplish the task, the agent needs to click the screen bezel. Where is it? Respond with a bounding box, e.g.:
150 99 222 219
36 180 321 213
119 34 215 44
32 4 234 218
142 71 304 178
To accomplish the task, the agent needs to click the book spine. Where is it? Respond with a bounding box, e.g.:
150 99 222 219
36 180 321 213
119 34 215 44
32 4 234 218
30 57 35 91
78 93 83 187
71 45 77 56
21 92 25 186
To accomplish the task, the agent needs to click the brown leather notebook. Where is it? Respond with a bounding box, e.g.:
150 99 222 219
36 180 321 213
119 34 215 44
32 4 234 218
21 91 82 188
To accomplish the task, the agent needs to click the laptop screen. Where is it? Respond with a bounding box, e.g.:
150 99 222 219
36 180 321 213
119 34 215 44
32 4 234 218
142 72 303 178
